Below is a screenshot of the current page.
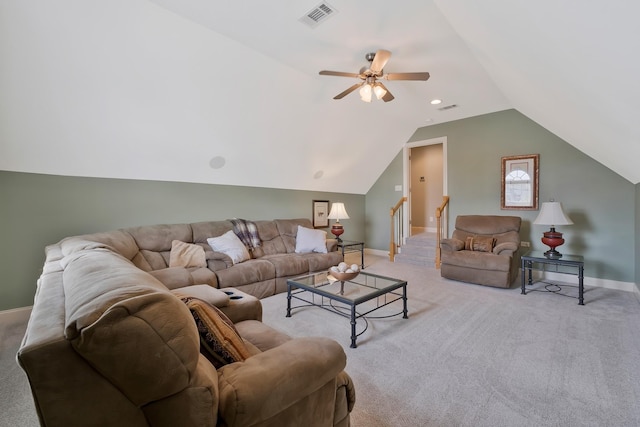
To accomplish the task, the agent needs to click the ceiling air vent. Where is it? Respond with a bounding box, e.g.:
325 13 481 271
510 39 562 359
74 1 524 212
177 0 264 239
299 2 338 28
438 104 458 111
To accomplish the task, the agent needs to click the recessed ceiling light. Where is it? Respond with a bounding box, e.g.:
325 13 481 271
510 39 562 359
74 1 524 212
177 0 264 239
430 99 442 105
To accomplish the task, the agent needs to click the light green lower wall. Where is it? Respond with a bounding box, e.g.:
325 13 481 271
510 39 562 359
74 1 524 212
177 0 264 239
0 171 364 310
365 152 404 252
366 109 637 284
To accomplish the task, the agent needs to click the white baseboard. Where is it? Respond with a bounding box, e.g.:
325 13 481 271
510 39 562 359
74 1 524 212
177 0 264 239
538 271 639 295
365 248 389 258
374 248 640 297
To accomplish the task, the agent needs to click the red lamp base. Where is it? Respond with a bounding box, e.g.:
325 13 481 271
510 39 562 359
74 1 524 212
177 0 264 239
541 227 565 259
331 224 344 242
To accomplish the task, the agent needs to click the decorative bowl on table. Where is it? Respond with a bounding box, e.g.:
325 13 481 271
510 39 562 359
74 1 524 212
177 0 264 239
328 270 359 282
328 262 360 282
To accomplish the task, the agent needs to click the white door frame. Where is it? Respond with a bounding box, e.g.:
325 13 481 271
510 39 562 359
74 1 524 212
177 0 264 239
402 136 448 242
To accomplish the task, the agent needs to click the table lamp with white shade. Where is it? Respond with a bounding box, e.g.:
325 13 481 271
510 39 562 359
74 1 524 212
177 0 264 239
327 202 349 242
533 201 573 259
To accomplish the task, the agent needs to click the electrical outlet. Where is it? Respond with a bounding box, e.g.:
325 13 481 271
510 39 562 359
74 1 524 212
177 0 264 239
521 241 530 247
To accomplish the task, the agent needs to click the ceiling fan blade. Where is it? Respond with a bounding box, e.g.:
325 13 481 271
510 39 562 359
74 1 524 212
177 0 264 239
385 72 430 81
370 49 391 74
333 83 362 100
319 70 361 78
378 83 395 102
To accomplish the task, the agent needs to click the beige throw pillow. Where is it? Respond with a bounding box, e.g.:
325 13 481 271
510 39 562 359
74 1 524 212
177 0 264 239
169 240 207 268
171 285 230 308
464 236 496 252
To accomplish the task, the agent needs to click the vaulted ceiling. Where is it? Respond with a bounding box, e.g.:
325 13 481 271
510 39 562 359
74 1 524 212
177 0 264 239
1 1 638 194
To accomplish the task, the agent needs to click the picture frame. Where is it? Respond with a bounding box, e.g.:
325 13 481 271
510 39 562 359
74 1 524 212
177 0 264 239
312 200 330 228
501 154 539 210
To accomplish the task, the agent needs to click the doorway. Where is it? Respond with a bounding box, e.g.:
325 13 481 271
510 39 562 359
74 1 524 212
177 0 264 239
403 137 447 238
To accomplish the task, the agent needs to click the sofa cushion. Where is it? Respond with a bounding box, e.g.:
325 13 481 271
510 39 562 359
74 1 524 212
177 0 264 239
441 250 512 272
235 320 291 352
215 259 276 288
251 221 287 257
299 251 344 272
295 226 328 254
62 250 169 339
60 231 140 261
181 297 252 369
207 231 250 265
70 290 200 406
126 223 193 253
455 215 521 235
172 284 230 308
191 220 234 244
261 253 309 277
274 218 315 253
169 240 207 268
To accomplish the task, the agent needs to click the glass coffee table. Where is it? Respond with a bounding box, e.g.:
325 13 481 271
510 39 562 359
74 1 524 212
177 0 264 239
286 271 408 348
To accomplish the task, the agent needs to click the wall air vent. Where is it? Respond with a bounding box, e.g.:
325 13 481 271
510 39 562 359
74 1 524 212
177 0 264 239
438 104 458 111
299 2 338 28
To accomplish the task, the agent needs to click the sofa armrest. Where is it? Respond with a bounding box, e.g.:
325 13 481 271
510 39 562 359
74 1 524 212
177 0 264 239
440 238 464 252
337 370 356 412
217 337 347 427
493 242 518 255
326 238 338 252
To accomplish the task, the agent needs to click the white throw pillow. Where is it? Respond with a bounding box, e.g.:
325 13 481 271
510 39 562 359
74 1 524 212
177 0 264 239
295 225 328 254
207 231 250 265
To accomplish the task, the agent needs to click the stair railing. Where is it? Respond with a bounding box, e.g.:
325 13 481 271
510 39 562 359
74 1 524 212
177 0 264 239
435 195 450 268
389 196 408 261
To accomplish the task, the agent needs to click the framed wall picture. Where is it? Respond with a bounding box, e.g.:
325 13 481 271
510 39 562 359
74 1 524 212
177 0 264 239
501 154 539 210
312 200 330 228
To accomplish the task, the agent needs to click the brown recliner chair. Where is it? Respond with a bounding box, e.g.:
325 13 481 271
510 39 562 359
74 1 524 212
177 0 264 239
440 215 521 288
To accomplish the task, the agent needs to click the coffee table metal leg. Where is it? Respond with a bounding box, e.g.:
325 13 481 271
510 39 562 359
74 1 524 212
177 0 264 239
402 284 408 319
350 305 357 348
521 258 526 295
578 264 584 305
286 284 292 317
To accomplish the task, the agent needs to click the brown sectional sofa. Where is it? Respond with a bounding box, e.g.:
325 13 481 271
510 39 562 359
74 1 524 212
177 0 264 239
17 218 354 426
114 217 342 298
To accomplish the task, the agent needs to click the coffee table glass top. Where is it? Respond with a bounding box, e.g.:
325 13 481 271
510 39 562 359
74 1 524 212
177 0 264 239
289 271 406 304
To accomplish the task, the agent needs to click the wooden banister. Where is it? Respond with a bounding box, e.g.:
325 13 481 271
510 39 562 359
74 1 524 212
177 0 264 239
435 196 450 268
389 197 407 261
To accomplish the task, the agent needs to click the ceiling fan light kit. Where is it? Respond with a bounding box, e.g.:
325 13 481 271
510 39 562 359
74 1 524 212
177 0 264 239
319 49 430 103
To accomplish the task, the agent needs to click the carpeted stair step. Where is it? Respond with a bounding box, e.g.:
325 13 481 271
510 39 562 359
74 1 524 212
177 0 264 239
393 253 435 267
394 232 438 267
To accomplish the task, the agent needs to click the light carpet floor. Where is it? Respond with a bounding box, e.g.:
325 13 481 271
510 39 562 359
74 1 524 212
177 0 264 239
262 256 640 427
2 254 640 426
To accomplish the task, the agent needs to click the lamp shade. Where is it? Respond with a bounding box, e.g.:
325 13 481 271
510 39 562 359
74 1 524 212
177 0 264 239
328 203 350 221
373 83 387 100
533 202 573 226
359 84 372 103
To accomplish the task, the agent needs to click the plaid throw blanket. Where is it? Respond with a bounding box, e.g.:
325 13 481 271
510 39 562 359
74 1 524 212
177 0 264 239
229 218 261 250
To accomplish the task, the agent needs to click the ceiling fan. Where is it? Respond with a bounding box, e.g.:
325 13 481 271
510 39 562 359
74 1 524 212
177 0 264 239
319 49 430 103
